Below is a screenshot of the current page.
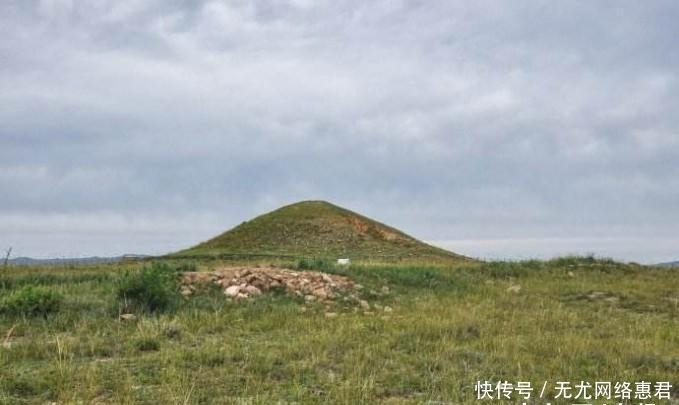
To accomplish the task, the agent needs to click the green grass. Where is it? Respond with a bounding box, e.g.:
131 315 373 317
115 263 181 314
0 286 63 318
173 200 466 262
0 257 677 404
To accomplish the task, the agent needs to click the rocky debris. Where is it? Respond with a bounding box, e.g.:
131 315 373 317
224 285 240 297
506 284 522 293
180 286 193 297
570 290 621 304
587 291 620 304
119 313 137 321
180 266 355 303
586 291 607 300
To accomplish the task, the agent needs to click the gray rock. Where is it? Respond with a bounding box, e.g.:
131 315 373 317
244 285 262 295
224 285 240 297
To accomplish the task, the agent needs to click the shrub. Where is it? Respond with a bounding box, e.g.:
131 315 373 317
296 257 333 271
0 286 63 317
174 261 197 272
133 336 160 352
357 266 455 290
115 263 180 313
479 260 541 278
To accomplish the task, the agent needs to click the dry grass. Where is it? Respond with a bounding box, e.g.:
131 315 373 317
0 257 677 404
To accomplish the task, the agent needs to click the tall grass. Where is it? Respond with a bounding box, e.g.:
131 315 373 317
0 286 63 317
115 262 180 313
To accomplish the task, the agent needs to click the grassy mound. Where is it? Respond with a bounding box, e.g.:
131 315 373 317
174 200 466 262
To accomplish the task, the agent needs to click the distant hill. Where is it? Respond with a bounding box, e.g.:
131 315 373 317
656 261 679 268
7 254 151 266
174 200 467 262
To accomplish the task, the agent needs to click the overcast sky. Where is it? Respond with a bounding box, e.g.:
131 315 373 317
2 1 678 263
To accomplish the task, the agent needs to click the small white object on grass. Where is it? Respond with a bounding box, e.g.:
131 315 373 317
337 258 351 265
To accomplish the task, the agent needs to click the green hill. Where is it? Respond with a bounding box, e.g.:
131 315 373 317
174 200 466 262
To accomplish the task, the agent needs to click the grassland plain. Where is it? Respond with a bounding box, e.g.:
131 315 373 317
0 257 677 404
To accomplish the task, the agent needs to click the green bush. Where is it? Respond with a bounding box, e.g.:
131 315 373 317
296 257 333 271
479 261 538 278
115 263 180 313
173 261 197 272
0 286 63 317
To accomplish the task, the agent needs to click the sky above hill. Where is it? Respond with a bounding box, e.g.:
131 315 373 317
1 1 678 263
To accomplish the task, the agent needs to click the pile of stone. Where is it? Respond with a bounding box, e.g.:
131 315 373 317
179 266 356 303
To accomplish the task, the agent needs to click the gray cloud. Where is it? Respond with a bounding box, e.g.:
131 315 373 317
1 0 678 262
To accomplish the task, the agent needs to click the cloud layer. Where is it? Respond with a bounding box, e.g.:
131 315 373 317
2 1 678 262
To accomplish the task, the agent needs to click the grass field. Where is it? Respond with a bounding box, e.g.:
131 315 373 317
0 257 677 404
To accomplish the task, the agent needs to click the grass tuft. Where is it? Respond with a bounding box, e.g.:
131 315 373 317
0 285 62 317
115 262 180 314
